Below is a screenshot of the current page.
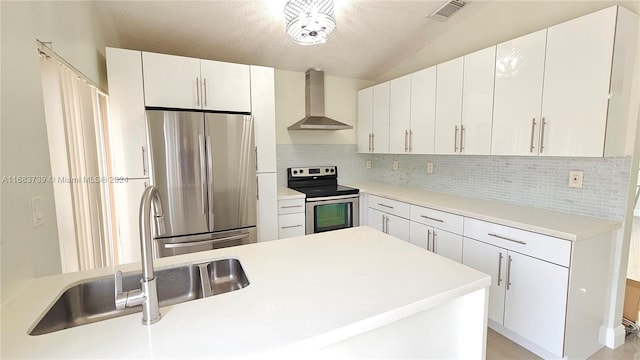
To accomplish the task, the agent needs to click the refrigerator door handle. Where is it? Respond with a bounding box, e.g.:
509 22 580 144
198 135 206 215
163 233 250 249
206 134 214 230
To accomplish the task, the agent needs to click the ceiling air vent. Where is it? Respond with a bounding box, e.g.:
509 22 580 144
429 0 468 21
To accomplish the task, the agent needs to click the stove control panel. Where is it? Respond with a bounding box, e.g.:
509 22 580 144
289 166 336 178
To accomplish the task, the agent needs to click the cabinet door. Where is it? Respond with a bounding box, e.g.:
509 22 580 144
386 213 411 243
434 57 464 154
540 6 616 157
105 48 148 178
257 173 278 242
200 59 251 112
142 52 201 109
410 66 436 154
372 82 390 154
433 229 463 263
503 251 569 357
113 178 148 265
357 87 373 153
367 208 385 232
409 221 430 250
389 75 411 154
491 30 547 156
278 213 306 239
462 238 506 324
250 66 276 173
461 46 495 155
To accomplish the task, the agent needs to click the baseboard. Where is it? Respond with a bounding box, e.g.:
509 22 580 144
599 324 626 349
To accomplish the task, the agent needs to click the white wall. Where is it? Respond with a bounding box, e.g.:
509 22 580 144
274 69 373 145
0 1 110 304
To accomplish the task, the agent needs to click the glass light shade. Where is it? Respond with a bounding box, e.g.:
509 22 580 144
284 0 337 45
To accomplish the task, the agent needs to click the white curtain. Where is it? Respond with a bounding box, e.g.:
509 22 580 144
40 55 113 272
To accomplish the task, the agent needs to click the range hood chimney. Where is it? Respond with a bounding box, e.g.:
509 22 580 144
288 69 353 130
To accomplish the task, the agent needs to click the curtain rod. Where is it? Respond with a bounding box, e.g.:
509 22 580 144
36 39 107 94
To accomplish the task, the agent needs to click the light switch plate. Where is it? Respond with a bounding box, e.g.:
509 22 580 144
393 160 399 171
365 160 372 169
32 196 44 227
569 170 584 188
427 162 434 174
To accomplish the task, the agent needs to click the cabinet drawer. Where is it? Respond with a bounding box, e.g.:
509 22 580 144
278 213 306 239
463 218 571 267
410 205 463 235
368 195 410 219
278 199 305 215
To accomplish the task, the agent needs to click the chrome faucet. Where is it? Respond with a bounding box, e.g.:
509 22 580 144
115 186 166 325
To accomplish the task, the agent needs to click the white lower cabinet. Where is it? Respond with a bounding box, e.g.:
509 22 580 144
462 218 570 358
257 173 278 242
367 208 410 242
409 222 462 262
277 198 305 239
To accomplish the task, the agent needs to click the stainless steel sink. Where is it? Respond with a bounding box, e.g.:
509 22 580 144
30 258 249 335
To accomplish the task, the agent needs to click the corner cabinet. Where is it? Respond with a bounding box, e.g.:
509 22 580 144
366 195 410 242
142 51 251 112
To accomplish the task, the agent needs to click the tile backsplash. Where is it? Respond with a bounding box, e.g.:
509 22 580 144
277 144 631 220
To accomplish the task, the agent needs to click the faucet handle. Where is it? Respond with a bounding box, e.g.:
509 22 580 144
115 270 127 310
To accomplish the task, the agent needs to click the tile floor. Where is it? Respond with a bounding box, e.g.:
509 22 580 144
486 328 640 360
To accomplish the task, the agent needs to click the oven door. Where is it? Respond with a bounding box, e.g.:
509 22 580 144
305 195 359 234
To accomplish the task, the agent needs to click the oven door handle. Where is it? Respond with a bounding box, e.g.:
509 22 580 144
305 194 360 202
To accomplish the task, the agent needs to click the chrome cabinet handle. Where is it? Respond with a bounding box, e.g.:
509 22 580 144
378 203 394 209
540 117 547 153
196 77 200 106
433 231 437 253
427 229 432 251
420 215 443 223
368 133 371 152
255 147 258 171
454 125 459 152
281 224 303 229
506 255 513 290
488 233 526 245
198 135 206 214
497 252 504 286
460 125 465 152
281 205 303 209
385 215 390 234
203 78 208 107
405 130 409 152
529 118 537 153
409 130 413 152
381 214 387 233
372 133 375 152
141 146 147 176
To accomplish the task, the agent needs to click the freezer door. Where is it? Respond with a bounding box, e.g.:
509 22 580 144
146 110 208 237
204 113 257 231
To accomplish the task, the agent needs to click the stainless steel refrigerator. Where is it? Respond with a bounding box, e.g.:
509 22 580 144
146 110 257 258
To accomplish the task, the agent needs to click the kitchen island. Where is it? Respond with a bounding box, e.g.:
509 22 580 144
1 227 490 359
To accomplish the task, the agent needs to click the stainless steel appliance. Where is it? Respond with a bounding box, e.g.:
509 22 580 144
146 110 257 257
287 166 359 234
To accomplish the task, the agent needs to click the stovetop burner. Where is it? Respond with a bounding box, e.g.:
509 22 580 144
287 166 359 199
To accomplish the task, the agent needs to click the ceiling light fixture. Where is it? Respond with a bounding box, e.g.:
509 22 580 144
284 0 336 45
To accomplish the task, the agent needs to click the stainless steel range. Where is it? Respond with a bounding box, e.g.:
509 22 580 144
287 166 359 234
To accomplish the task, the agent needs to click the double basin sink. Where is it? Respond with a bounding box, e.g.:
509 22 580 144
30 258 249 335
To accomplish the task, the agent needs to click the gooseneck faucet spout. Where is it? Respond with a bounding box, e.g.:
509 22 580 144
115 186 165 325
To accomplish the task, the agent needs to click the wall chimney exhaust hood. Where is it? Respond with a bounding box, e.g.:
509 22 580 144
288 69 353 130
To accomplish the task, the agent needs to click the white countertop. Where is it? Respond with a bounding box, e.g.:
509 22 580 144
352 182 621 241
277 187 305 200
1 227 490 359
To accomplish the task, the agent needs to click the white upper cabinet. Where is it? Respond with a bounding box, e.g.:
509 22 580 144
357 87 374 153
410 66 437 154
539 6 617 157
142 52 251 112
142 52 201 110
491 30 547 156
372 82 390 154
200 59 251 112
434 57 464 155
389 75 411 154
105 47 148 179
461 45 496 155
250 66 276 173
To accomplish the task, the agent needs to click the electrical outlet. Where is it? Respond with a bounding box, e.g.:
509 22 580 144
365 160 372 169
32 196 44 228
569 170 584 188
427 162 434 174
393 160 399 171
